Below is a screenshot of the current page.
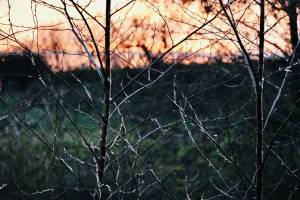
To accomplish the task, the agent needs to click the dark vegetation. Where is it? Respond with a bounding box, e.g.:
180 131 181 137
0 53 300 199
0 53 50 93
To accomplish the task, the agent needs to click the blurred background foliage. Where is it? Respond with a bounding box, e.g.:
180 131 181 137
0 53 299 199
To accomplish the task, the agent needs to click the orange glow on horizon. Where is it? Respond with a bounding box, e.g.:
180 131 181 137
0 0 296 69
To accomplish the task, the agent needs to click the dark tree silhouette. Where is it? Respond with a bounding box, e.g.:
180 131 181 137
0 53 49 93
270 0 300 60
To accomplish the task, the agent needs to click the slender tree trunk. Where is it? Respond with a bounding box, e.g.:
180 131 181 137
286 4 300 101
256 0 265 199
97 0 111 199
287 4 299 60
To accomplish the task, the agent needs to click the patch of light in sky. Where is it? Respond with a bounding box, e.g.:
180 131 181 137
0 0 61 25
0 0 138 40
0 0 147 26
0 0 292 66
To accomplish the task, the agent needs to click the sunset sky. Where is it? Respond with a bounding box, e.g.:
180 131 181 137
0 0 144 39
0 0 293 69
